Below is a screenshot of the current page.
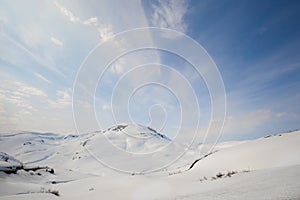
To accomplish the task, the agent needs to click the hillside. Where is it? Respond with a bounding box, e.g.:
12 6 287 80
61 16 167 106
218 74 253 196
0 126 300 199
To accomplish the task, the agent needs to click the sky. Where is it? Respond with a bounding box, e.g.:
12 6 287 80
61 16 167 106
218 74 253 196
0 0 299 142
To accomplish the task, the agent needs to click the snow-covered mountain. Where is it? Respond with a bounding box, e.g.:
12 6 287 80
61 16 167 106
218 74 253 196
0 124 179 174
82 123 184 173
0 126 300 199
89 123 171 154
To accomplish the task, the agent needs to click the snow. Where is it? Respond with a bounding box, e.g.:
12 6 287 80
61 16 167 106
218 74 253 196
164 165 300 200
185 132 300 177
0 125 300 199
0 152 23 167
91 123 171 154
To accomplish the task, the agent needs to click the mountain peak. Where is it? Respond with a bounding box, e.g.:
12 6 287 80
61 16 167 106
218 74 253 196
102 123 171 141
83 123 173 154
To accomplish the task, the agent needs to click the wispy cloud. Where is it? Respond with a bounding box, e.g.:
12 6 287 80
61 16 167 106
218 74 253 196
34 72 51 84
1 0 158 134
2 32 65 77
151 0 189 33
14 81 47 97
50 37 64 46
48 89 72 108
0 81 47 116
54 1 114 41
0 80 74 133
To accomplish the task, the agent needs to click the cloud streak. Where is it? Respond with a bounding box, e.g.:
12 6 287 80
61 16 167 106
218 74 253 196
54 1 114 41
2 32 65 77
34 72 51 84
50 37 64 46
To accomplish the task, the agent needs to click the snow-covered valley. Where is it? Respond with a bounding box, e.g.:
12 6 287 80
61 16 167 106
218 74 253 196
1 124 300 199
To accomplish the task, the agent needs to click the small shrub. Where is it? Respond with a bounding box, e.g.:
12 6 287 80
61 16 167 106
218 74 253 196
46 168 54 174
216 172 224 178
199 176 208 182
226 171 237 177
40 188 60 196
47 189 60 196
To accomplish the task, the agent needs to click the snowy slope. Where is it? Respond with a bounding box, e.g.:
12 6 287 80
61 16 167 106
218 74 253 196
157 164 300 200
184 131 300 178
0 127 300 199
81 123 187 173
0 152 23 173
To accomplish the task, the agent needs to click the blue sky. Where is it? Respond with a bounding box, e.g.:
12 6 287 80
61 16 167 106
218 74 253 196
0 0 299 142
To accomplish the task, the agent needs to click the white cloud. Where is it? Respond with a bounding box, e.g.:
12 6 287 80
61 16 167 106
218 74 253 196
34 72 51 84
50 37 64 46
96 24 114 41
275 112 297 119
14 81 47 97
110 59 126 74
0 82 47 106
48 90 72 108
53 1 80 23
276 112 288 118
0 79 75 133
151 0 189 33
54 1 114 41
0 81 48 124
83 17 98 25
57 90 71 101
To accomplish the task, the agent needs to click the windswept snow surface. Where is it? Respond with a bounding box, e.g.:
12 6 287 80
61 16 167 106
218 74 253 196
0 126 300 199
